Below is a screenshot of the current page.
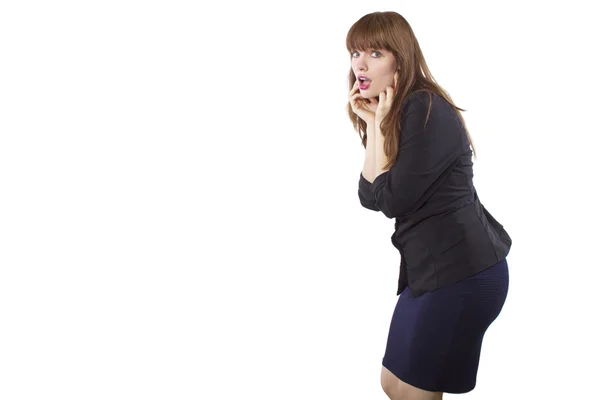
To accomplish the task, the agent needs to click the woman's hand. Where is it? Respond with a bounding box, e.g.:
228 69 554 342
375 71 399 124
349 79 379 125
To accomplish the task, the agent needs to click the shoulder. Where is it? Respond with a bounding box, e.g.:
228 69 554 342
400 91 435 123
399 90 436 127
398 90 462 140
401 90 445 111
402 90 431 108
401 90 456 122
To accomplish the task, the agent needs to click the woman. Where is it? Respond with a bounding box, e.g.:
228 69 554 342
347 12 512 399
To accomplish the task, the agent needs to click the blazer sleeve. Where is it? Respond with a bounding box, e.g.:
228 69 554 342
358 171 381 212
369 92 466 219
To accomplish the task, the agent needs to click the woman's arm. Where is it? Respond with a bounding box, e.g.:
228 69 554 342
361 123 377 183
370 92 465 219
358 122 381 212
374 120 390 180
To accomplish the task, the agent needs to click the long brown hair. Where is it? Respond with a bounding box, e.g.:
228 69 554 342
346 11 477 170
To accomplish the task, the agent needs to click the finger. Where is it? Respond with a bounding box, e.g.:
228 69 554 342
350 93 366 106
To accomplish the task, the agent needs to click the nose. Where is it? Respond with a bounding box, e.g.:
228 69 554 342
353 54 368 72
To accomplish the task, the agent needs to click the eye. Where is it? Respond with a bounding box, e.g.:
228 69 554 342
351 49 382 58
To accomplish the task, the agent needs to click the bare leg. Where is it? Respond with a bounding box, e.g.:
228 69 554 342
381 365 443 400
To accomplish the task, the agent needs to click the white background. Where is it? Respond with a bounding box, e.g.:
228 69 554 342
1 1 598 399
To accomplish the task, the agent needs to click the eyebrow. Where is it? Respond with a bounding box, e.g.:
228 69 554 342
353 48 381 52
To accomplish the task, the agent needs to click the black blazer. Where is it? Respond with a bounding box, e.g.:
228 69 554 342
358 90 512 297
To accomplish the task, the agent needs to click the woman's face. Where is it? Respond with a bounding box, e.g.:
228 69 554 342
351 48 397 97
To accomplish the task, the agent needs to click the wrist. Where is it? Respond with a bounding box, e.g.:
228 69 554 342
366 119 376 131
374 119 383 132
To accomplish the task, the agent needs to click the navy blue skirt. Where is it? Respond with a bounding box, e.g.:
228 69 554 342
382 258 509 394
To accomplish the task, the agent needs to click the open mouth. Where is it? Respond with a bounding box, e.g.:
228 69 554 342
358 78 371 89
